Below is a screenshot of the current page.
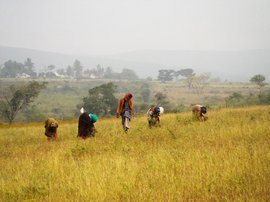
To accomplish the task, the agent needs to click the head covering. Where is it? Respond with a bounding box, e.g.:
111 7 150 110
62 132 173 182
89 114 98 122
200 106 207 114
155 106 161 113
159 107 164 114
124 92 133 100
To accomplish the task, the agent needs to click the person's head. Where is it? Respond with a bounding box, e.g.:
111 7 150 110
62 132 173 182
150 105 155 111
124 92 133 100
200 106 207 114
89 114 98 123
45 118 58 128
50 122 57 128
154 106 160 114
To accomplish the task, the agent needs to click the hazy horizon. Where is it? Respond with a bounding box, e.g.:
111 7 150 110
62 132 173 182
1 0 270 55
2 44 270 56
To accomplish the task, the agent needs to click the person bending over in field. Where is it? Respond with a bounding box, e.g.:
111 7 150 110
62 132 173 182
116 92 133 132
147 106 163 128
78 112 98 139
192 104 208 121
44 118 59 140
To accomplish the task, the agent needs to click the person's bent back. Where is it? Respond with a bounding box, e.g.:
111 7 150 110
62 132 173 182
192 104 208 121
78 112 97 139
147 106 161 128
44 118 58 140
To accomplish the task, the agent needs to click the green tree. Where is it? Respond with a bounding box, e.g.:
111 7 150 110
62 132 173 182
140 83 151 102
104 66 113 78
250 74 266 97
66 65 74 77
86 64 106 78
184 75 195 89
192 73 211 94
179 68 196 89
173 70 182 80
81 82 118 116
157 69 174 82
96 64 105 78
120 68 139 80
225 92 245 107
178 68 194 77
47 64 56 71
57 68 66 75
259 90 270 104
154 92 171 111
73 59 83 78
24 58 36 76
22 105 47 122
0 59 37 78
0 60 25 78
0 81 47 123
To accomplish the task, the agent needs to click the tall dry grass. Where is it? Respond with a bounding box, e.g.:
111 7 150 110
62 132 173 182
0 106 269 201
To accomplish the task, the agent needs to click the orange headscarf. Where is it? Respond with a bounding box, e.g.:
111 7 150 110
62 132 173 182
117 93 133 114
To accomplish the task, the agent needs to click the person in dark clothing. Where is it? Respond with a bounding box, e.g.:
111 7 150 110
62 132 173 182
78 112 98 139
116 92 133 132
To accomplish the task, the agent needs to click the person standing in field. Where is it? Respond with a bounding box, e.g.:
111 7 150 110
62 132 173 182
44 118 59 140
116 92 133 132
192 104 208 121
78 112 98 139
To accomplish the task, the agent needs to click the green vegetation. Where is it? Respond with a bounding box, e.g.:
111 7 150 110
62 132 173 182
0 58 36 78
0 106 269 201
0 81 47 123
80 82 118 116
0 57 139 80
250 74 266 98
0 78 269 123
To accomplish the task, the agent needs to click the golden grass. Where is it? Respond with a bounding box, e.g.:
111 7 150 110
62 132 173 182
0 106 269 201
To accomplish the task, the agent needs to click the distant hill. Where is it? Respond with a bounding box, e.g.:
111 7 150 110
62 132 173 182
0 46 270 81
0 46 129 73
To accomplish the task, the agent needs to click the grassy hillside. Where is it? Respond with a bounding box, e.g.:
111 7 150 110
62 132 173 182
0 106 269 201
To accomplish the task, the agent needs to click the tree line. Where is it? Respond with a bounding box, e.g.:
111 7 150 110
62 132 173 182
157 68 213 94
0 58 139 80
0 73 267 123
0 81 170 123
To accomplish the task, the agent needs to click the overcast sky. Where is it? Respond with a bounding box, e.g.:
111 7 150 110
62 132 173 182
0 0 269 55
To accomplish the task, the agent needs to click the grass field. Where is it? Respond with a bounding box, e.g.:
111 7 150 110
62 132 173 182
0 106 269 201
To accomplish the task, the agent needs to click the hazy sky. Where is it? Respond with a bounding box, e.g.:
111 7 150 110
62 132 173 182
0 0 269 55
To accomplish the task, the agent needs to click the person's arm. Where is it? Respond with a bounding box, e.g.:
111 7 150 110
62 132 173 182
157 116 161 126
44 119 48 128
116 99 122 117
147 108 152 120
129 99 133 114
55 121 59 128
